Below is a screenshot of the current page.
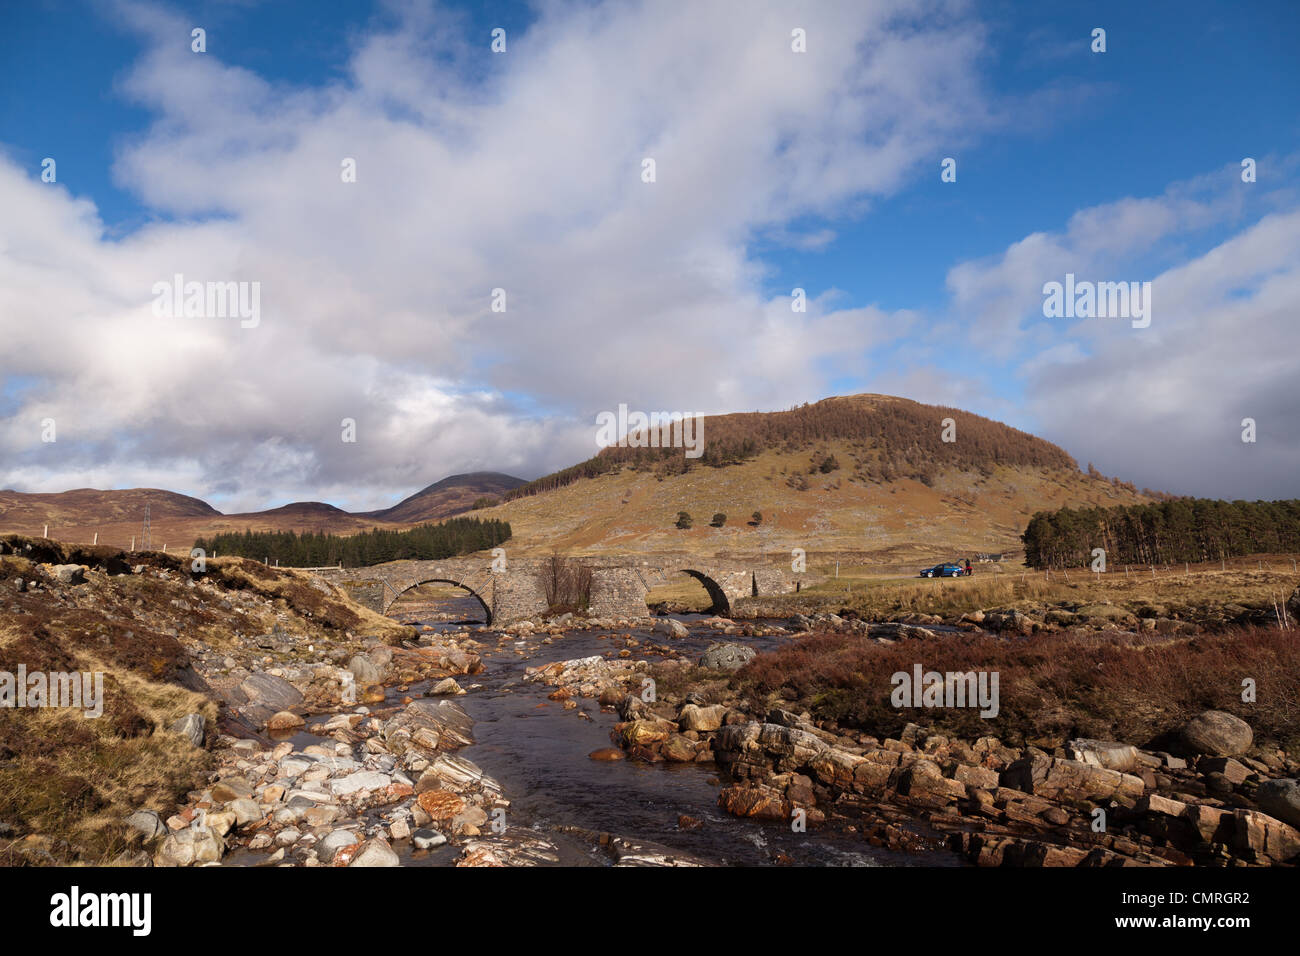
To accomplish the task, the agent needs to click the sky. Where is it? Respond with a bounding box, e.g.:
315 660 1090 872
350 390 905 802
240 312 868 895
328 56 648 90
0 0 1297 513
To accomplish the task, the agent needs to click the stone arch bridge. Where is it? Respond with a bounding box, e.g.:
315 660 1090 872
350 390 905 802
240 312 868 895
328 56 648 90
307 557 808 625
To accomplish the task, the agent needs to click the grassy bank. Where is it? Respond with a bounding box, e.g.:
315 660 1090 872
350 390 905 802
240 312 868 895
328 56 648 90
736 554 1300 628
735 625 1300 753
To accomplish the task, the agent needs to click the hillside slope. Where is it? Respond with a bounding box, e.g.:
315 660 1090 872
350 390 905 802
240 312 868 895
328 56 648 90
477 395 1155 561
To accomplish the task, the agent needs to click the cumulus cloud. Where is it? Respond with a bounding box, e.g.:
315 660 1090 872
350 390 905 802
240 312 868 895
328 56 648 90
941 164 1300 499
0 0 991 511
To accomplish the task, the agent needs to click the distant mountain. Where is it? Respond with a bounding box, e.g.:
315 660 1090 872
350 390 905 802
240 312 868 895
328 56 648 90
365 472 528 523
0 473 529 550
0 487 219 528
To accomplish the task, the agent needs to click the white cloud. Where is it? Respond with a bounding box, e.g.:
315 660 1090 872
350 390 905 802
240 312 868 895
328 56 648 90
0 0 993 509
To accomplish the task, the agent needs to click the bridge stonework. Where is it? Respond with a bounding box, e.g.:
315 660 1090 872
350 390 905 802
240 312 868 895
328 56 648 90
307 557 812 625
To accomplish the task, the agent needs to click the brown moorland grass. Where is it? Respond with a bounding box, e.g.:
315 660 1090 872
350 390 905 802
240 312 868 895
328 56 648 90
754 555 1300 624
736 625 1300 753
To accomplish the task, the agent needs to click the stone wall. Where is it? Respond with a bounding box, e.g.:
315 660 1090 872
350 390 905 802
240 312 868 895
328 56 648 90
588 568 651 619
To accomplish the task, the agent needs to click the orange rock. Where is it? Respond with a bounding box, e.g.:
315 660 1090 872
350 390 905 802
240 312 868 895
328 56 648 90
417 790 466 821
386 783 415 800
267 710 305 732
333 841 363 866
588 748 625 762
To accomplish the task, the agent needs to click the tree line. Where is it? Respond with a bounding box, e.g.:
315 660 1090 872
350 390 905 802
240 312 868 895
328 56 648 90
1022 498 1300 569
194 516 512 568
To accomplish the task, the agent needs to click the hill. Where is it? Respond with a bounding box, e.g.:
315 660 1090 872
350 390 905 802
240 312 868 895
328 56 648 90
476 395 1157 561
0 395 1155 561
364 472 527 523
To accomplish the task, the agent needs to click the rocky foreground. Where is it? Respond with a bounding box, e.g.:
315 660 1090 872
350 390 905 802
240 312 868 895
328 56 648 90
4 534 1297 868
587 617 1300 867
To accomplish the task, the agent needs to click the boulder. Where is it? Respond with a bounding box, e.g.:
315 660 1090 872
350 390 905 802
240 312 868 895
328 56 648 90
1180 710 1252 757
699 642 756 671
51 564 86 585
1256 778 1300 829
238 672 304 713
1067 738 1141 773
1001 754 1145 802
678 703 727 733
154 826 225 867
662 735 698 762
168 713 205 748
717 783 790 821
897 758 966 806
653 618 690 639
225 798 263 826
1229 809 1300 865
124 810 166 840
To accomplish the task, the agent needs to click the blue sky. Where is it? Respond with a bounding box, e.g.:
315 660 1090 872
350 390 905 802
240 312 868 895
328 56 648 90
1 0 1298 510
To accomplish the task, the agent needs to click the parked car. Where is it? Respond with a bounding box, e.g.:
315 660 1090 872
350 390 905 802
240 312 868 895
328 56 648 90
920 562 965 578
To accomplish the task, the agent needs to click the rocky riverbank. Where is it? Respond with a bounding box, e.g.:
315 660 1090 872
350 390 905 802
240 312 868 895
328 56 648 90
596 611 1300 868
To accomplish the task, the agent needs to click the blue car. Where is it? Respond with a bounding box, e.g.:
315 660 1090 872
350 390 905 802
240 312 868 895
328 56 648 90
920 562 966 578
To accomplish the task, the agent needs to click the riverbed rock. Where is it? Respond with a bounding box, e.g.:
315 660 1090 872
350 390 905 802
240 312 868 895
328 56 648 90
678 703 727 733
457 829 561 866
428 677 465 696
653 618 690 639
317 828 362 862
417 790 466 823
349 838 400 867
329 770 391 796
699 642 756 671
239 672 304 713
395 699 475 750
267 710 305 732
1180 710 1253 757
413 828 448 850
155 825 225 866
347 654 382 684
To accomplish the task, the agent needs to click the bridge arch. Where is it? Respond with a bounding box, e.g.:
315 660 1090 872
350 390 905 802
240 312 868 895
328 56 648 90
384 578 492 625
677 569 731 617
